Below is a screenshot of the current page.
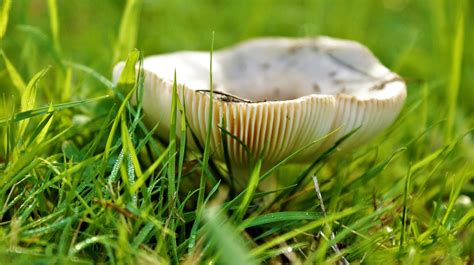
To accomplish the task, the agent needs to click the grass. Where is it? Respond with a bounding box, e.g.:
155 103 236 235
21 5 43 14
1 0 473 264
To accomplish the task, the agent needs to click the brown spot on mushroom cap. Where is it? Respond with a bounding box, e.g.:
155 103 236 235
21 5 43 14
261 62 270 70
113 37 406 166
312 84 321 93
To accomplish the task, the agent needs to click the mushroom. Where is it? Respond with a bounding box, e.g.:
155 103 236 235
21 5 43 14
113 37 406 178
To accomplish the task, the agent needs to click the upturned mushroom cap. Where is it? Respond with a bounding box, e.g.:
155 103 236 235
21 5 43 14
113 37 406 166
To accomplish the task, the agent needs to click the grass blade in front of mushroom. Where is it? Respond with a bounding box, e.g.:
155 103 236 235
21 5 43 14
250 206 361 257
266 127 361 212
311 204 397 263
175 84 188 199
233 156 262 222
202 206 258 265
445 1 465 143
197 32 216 210
165 70 179 263
220 127 340 214
219 116 236 192
100 50 140 181
167 70 178 209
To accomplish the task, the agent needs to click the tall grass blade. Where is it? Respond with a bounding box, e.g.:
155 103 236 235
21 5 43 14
26 103 54 146
17 25 64 69
445 3 465 142
176 86 187 195
204 207 258 265
18 66 50 139
399 164 412 253
0 95 109 126
0 0 11 42
120 112 143 204
346 148 405 190
251 207 360 257
168 71 178 206
47 0 60 53
270 128 357 208
64 61 113 88
243 211 323 228
441 168 469 226
197 32 215 209
102 50 140 178
130 146 170 193
113 0 142 63
188 180 221 252
234 157 262 221
62 67 72 102
219 117 235 190
1 51 26 93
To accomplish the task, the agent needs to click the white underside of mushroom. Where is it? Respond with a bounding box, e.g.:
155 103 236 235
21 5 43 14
113 37 406 166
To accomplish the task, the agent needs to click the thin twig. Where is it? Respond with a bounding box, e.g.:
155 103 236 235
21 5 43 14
313 175 349 265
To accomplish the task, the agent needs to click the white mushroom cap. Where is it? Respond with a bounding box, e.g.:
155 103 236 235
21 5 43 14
113 37 406 166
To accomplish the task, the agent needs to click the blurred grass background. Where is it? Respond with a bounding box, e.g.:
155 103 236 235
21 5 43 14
2 0 473 137
0 0 473 264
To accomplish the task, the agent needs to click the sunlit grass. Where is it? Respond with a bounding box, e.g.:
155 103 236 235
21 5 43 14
0 0 473 264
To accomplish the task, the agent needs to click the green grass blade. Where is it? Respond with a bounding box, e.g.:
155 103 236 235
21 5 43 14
20 215 80 238
0 0 11 41
18 66 51 139
445 2 465 142
197 32 215 210
234 157 261 221
399 164 412 253
1 50 26 93
188 180 221 252
204 207 258 265
251 207 360 257
411 146 445 172
69 235 115 256
268 127 356 209
116 50 140 94
120 112 143 202
25 104 54 146
102 50 140 178
346 148 405 190
243 211 323 228
113 0 142 63
64 61 113 88
168 70 178 206
219 117 234 188
441 168 470 226
62 67 72 102
220 129 339 214
176 85 187 195
17 24 64 69
47 0 60 53
0 95 109 126
130 146 171 194
218 123 252 158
